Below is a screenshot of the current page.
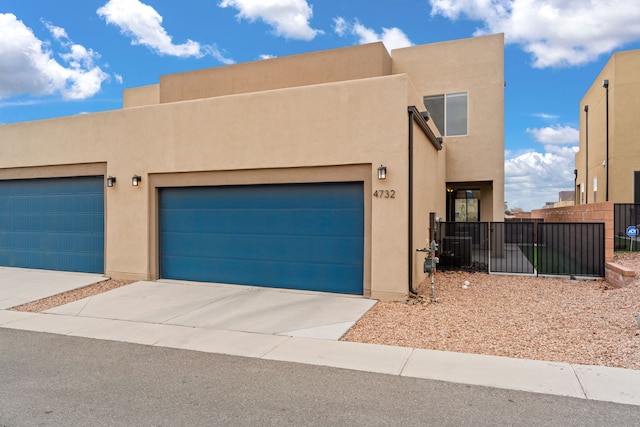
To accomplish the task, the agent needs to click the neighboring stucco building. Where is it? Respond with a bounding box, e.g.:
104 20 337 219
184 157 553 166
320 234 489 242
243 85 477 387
575 48 640 204
0 34 504 301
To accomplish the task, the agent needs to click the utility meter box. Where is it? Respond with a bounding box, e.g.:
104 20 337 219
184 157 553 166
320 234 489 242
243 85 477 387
423 257 439 273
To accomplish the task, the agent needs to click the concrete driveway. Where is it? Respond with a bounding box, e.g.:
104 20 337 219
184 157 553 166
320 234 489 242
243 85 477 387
0 267 377 340
0 267 106 309
45 280 377 340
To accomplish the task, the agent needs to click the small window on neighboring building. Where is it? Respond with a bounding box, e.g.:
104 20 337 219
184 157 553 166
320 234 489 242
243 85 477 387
424 92 468 136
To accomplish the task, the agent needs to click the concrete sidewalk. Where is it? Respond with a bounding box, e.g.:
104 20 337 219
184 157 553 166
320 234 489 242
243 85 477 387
0 268 638 407
0 267 106 309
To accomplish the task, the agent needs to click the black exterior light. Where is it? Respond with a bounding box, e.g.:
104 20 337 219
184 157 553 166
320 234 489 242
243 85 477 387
377 165 387 180
106 176 116 187
132 175 142 186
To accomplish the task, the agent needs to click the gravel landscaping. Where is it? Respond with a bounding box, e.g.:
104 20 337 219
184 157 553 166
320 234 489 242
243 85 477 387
342 252 640 370
8 254 640 371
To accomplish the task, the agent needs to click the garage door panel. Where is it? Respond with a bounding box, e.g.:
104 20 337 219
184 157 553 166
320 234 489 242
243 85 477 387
160 182 364 294
163 210 360 237
162 232 362 265
162 208 363 238
0 176 104 273
161 256 363 294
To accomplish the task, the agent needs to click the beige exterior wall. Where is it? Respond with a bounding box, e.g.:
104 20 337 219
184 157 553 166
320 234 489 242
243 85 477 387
123 84 160 108
576 49 640 204
0 74 433 299
0 36 504 300
392 33 505 221
159 42 392 103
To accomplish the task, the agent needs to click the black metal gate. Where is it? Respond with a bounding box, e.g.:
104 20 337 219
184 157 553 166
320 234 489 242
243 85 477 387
489 222 536 274
437 221 604 277
437 222 488 271
614 203 640 251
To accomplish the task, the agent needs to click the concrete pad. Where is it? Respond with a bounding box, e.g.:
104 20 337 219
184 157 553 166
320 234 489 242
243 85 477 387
46 281 246 322
69 320 198 346
162 287 376 336
402 349 585 399
573 364 640 406
263 337 413 375
0 309 39 325
155 328 290 358
0 267 106 309
1 312 95 335
48 281 376 340
279 321 355 340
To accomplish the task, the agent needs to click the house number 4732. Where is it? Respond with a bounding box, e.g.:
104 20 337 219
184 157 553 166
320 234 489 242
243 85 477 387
373 190 395 199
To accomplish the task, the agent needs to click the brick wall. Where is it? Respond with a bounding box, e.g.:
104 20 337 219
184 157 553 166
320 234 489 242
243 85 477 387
531 202 614 262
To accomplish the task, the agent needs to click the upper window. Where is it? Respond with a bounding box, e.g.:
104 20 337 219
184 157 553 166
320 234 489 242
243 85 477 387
424 92 468 136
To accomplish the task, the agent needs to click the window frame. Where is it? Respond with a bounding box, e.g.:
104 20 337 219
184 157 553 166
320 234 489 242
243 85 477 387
423 92 469 137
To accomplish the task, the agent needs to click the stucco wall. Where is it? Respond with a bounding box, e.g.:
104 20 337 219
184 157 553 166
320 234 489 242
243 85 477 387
0 36 502 301
123 84 160 108
159 42 393 104
391 34 505 221
0 74 441 300
576 49 640 203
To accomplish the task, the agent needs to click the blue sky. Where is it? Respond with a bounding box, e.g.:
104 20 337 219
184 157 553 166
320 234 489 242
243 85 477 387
2 0 640 211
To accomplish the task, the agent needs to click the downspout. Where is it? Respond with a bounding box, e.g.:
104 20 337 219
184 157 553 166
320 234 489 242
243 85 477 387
407 106 442 296
408 108 418 295
584 105 589 204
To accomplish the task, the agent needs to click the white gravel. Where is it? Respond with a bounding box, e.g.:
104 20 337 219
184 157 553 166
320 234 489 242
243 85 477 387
342 253 640 370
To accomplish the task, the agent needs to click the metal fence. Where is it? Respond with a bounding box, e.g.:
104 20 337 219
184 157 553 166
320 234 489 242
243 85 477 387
437 221 605 277
614 203 640 251
436 222 489 271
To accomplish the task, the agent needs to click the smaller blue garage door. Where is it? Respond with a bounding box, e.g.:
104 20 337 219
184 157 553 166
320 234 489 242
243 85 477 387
159 182 364 294
0 176 104 274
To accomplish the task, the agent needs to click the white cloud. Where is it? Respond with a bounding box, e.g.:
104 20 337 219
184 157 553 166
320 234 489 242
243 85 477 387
333 17 348 37
429 0 640 68
504 145 578 210
533 113 559 120
98 0 233 63
333 18 413 51
526 125 579 144
0 13 109 100
219 0 321 41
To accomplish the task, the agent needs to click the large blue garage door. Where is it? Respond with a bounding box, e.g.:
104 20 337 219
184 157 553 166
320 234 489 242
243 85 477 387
159 182 364 294
0 176 104 274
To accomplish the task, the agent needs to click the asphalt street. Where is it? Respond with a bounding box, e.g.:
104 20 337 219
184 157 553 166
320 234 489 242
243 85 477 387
1 329 638 427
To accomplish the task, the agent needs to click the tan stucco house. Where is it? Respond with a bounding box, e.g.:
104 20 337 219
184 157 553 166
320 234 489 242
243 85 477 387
0 34 505 301
575 48 640 204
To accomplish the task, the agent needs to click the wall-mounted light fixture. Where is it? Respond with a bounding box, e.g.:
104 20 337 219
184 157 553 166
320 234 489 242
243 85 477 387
377 165 387 180
106 176 116 187
132 175 142 186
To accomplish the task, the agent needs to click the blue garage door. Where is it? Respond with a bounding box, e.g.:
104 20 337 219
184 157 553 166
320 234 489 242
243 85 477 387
159 182 364 294
0 176 104 274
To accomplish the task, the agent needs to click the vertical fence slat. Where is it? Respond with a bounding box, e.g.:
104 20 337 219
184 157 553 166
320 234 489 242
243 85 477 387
614 203 640 251
439 220 604 277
